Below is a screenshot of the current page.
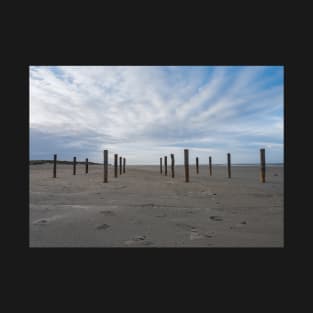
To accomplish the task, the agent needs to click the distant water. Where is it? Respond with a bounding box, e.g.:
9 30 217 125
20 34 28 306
214 163 284 167
127 164 284 167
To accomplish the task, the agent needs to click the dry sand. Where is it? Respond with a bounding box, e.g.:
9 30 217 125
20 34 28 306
29 164 284 247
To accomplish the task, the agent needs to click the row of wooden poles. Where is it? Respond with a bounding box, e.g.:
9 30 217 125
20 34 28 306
160 148 266 183
52 150 126 183
104 151 126 182
52 148 266 183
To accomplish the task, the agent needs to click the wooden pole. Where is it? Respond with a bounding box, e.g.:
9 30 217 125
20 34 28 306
209 156 212 176
123 158 126 173
160 157 162 174
103 150 108 183
114 154 118 178
227 153 231 178
260 148 266 183
171 154 175 178
119 156 122 175
196 157 199 174
184 149 189 182
164 156 167 176
53 154 57 178
85 158 88 174
73 156 76 175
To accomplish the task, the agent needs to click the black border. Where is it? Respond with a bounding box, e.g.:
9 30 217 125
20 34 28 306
6 31 296 291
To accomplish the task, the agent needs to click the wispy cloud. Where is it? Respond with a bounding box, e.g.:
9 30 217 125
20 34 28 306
29 66 284 164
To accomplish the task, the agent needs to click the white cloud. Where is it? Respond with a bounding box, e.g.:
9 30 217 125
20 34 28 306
29 66 284 163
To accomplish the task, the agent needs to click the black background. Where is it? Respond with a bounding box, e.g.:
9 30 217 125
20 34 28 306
3 2 306 309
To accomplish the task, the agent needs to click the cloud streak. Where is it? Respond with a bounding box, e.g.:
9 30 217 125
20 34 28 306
29 66 284 164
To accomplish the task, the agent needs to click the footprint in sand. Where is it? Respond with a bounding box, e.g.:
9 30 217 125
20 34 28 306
96 223 110 230
155 213 167 218
209 216 223 221
176 223 196 231
190 230 204 240
204 192 217 197
33 215 64 225
189 229 214 240
140 203 155 208
100 210 116 216
33 219 48 225
230 221 248 229
124 235 147 245
133 235 146 241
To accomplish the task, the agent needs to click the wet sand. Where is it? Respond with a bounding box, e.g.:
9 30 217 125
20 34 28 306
29 164 284 247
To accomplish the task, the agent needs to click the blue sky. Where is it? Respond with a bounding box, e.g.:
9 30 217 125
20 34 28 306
29 66 284 164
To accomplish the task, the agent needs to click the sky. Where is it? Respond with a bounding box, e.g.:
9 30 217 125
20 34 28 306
29 66 284 164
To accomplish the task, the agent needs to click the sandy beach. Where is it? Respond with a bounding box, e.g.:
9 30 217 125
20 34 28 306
29 163 284 247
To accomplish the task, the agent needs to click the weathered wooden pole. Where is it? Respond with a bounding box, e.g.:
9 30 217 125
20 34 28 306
260 148 266 183
123 158 126 173
196 157 199 174
171 154 175 178
103 150 108 183
227 153 231 178
119 156 122 175
184 149 189 182
85 158 88 174
164 156 168 176
114 154 118 178
209 156 212 176
160 157 162 174
73 156 76 175
53 154 57 178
